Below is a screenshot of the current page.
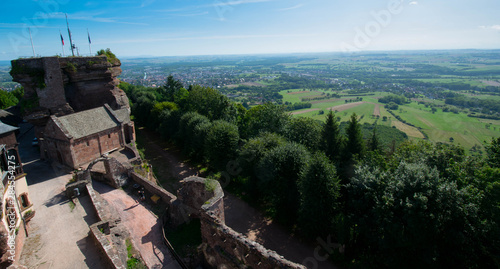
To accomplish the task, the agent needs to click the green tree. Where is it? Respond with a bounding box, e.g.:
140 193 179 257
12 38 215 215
369 127 380 152
321 110 342 162
486 137 500 168
242 103 290 138
185 85 230 120
205 120 239 171
11 87 24 101
341 113 365 179
346 161 483 268
190 120 212 161
178 112 203 143
132 92 156 125
298 152 340 238
257 142 310 225
161 75 183 102
96 48 119 64
0 89 19 109
283 117 322 150
238 132 287 194
345 113 365 157
149 101 178 130
173 87 189 108
181 113 210 156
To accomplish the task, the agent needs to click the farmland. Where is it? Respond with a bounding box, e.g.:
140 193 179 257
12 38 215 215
280 89 500 151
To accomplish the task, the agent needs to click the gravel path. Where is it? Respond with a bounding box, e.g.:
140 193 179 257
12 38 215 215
17 123 105 269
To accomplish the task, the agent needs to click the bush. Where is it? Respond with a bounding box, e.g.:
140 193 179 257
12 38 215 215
205 120 239 171
239 132 287 193
298 152 340 238
257 142 310 224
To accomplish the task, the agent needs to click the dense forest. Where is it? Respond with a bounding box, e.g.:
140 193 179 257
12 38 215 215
120 76 500 268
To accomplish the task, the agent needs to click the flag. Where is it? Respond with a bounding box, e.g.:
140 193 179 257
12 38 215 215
60 33 64 46
88 31 91 44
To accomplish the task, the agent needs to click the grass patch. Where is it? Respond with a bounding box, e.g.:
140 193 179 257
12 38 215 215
68 200 75 212
126 238 147 269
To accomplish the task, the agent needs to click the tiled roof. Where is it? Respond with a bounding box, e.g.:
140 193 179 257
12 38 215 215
0 121 19 135
54 106 124 140
113 108 131 123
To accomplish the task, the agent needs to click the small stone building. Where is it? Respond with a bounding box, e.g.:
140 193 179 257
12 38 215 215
41 104 135 169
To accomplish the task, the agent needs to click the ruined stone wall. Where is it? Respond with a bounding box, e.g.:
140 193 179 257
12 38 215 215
86 184 129 268
76 166 306 269
129 172 177 203
89 223 126 269
174 177 304 269
200 212 305 269
103 158 129 188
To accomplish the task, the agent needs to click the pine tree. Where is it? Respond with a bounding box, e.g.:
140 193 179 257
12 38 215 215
341 113 365 180
321 110 342 162
345 113 365 158
369 126 380 152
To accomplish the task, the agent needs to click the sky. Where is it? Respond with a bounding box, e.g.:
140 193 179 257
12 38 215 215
0 0 499 61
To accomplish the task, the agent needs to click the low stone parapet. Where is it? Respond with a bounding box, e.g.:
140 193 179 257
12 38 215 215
89 221 126 269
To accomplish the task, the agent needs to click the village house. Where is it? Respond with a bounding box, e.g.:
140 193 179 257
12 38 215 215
41 104 135 169
0 121 33 266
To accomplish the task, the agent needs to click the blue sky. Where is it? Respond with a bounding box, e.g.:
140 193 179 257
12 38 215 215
1 0 499 60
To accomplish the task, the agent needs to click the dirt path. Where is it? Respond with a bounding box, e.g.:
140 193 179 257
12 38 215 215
93 181 181 269
137 128 198 192
138 128 339 269
224 194 339 269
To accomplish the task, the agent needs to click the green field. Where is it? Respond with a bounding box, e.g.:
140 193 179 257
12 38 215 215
282 89 500 151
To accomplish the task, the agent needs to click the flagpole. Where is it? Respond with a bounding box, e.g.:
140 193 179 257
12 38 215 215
66 13 75 57
87 28 92 55
59 30 65 57
28 27 35 57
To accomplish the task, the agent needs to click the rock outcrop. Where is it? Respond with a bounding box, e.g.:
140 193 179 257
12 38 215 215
10 56 129 121
10 55 130 140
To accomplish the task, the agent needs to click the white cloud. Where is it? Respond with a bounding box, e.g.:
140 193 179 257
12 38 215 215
479 25 500 31
103 33 320 45
174 12 209 17
141 0 155 8
278 4 304 11
409 1 418 5
212 0 275 7
48 12 148 26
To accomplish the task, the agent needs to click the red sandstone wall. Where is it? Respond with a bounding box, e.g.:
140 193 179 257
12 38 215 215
71 128 123 168
71 138 101 168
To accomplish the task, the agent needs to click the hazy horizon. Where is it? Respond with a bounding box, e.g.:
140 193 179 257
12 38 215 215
1 0 499 61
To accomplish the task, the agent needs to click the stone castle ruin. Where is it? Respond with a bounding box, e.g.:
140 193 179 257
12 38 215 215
10 56 305 268
10 56 133 168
